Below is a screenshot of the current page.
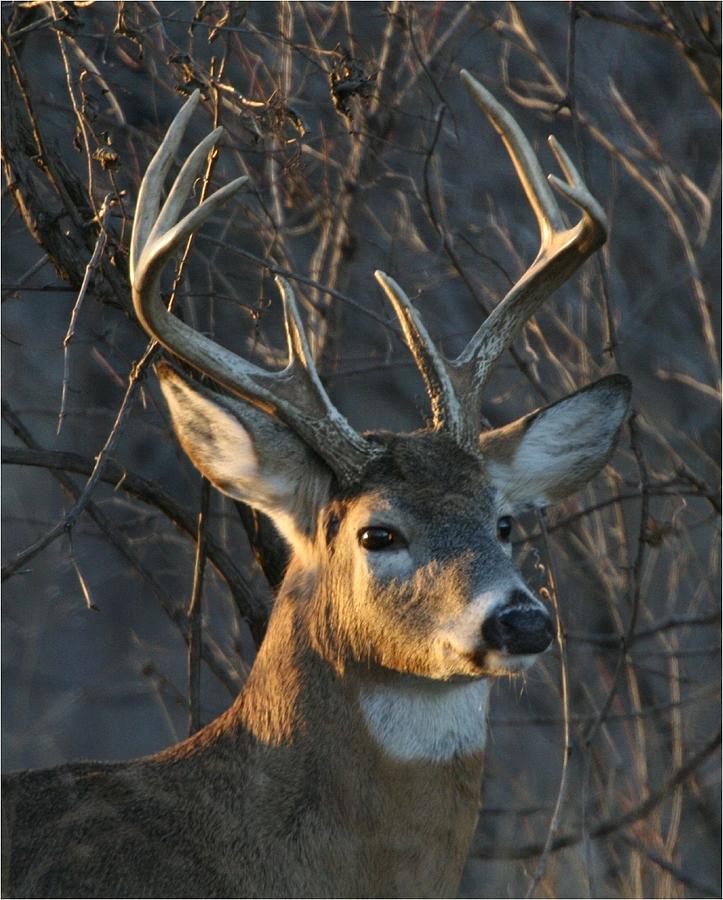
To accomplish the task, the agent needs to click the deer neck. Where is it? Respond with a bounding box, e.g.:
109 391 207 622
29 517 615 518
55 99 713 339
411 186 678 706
233 590 490 761
199 591 489 893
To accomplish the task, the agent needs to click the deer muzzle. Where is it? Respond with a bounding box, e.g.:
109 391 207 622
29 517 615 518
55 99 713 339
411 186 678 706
482 593 555 655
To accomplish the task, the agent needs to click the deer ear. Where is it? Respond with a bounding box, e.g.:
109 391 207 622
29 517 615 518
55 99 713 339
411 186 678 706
481 375 631 511
157 364 333 549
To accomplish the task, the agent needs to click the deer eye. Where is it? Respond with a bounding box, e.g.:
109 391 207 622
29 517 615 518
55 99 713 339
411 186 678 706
358 526 401 551
497 516 513 542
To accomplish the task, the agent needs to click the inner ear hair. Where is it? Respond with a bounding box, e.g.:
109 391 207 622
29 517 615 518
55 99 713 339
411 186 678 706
481 374 631 510
157 362 335 550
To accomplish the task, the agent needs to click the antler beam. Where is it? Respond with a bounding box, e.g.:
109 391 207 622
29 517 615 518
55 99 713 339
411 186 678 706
378 70 608 448
131 90 382 487
132 76 607 476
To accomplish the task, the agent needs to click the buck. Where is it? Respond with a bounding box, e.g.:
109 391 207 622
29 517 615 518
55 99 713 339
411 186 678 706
3 70 630 898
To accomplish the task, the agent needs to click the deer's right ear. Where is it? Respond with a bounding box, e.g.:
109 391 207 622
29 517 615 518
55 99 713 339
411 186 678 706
157 364 333 549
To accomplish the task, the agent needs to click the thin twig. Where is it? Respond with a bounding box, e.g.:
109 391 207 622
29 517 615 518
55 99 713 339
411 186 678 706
2 341 156 581
67 528 99 612
474 727 721 859
58 195 112 435
54 18 100 222
1 409 240 694
524 512 571 898
187 479 210 735
575 3 717 55
489 683 717 726
65 34 126 125
0 441 267 641
568 611 721 647
407 6 452 116
196 233 399 331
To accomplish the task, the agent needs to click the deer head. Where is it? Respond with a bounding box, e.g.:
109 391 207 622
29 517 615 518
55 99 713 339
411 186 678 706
130 72 630 686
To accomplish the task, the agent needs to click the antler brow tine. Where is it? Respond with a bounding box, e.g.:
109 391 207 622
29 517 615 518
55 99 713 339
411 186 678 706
374 271 463 439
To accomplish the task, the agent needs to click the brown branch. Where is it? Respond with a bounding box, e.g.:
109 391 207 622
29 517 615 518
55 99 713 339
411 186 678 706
583 413 650 748
0 408 240 694
1 27 129 311
0 441 268 642
489 684 718 727
618 834 721 898
524 512 572 897
567 612 721 648
653 3 721 114
576 3 719 56
58 195 112 435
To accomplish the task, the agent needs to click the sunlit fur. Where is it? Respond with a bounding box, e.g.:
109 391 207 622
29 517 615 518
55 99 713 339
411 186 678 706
304 430 544 681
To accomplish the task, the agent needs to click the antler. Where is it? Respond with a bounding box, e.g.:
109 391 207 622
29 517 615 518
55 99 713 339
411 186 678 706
376 70 608 449
133 77 606 478
131 90 382 487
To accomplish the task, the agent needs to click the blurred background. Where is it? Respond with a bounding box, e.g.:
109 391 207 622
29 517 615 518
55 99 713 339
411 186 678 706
2 2 720 897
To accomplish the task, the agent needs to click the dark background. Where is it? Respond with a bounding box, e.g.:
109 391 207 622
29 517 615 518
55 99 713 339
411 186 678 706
2 2 721 897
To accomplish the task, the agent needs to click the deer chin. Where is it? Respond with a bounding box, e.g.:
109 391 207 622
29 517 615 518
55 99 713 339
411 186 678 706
437 637 542 679
466 649 542 678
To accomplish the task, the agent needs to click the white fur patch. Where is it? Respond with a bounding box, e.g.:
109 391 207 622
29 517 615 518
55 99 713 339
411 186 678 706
359 678 489 763
514 392 618 474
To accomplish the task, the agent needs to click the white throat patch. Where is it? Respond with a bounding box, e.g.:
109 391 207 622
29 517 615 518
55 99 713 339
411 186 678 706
359 678 490 763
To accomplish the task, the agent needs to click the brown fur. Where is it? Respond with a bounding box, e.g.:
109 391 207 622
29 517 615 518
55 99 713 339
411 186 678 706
2 372 630 898
3 597 482 898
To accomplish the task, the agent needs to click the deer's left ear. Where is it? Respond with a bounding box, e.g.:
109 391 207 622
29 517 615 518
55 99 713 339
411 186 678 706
156 363 334 552
481 374 631 511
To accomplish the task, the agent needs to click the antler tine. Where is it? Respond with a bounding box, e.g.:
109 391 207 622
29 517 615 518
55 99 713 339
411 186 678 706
547 135 607 235
130 90 202 282
145 125 225 254
276 275 321 387
273 276 380 482
460 71 565 244
374 271 462 437
132 94 381 486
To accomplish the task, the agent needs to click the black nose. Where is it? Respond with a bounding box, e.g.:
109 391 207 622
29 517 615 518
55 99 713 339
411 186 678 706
482 598 554 655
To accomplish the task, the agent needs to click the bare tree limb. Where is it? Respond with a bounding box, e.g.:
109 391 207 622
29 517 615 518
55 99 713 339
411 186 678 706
474 727 721 860
0 441 268 641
